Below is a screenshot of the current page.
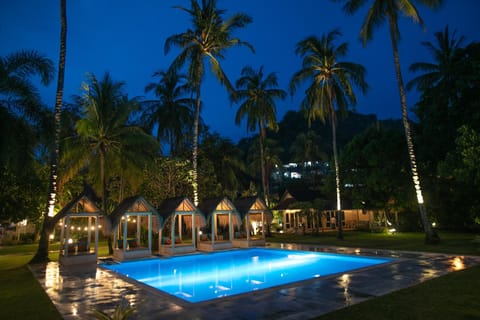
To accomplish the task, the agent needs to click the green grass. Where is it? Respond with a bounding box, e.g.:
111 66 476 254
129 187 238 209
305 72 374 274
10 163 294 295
267 231 480 255
0 232 479 319
0 245 63 320
316 265 480 320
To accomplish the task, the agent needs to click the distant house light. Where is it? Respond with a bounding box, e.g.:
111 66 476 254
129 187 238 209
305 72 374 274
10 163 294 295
291 172 302 179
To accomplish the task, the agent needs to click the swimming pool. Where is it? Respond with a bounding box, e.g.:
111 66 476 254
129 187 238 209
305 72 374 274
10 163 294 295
102 248 392 303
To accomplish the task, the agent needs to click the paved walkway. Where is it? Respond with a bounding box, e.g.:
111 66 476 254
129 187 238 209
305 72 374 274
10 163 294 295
30 244 480 320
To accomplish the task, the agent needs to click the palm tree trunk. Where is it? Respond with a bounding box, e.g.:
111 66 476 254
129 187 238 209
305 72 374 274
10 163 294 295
192 85 201 205
100 147 113 254
259 122 269 207
388 17 438 244
330 111 343 240
30 0 67 264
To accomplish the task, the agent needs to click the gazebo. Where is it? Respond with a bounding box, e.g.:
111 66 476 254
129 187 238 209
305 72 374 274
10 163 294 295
56 189 105 266
233 196 273 248
110 195 161 261
197 197 242 252
157 197 205 256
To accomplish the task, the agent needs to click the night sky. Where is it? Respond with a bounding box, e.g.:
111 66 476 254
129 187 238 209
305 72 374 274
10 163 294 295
2 0 480 142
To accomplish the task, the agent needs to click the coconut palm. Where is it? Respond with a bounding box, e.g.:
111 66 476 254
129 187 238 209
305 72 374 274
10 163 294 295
164 0 254 204
234 66 286 206
62 73 158 253
339 0 443 243
30 0 66 264
200 132 246 198
142 69 194 156
407 26 465 94
290 29 368 239
0 50 54 122
290 131 327 163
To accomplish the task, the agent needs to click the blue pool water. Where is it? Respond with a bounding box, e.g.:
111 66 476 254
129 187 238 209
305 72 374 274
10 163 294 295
102 248 391 303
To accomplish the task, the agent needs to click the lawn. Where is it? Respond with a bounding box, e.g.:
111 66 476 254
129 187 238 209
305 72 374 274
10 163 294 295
0 231 478 319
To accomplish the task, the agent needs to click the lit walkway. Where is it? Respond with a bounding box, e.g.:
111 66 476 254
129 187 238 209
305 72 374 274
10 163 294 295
30 244 480 320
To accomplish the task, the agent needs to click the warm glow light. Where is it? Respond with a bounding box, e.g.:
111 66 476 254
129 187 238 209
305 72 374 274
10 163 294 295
91 226 95 230
70 226 74 230
68 238 73 244
84 227 88 231
49 234 54 240
451 257 465 271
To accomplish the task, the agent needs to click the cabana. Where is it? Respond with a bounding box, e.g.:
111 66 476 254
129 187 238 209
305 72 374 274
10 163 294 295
197 197 242 252
233 196 273 248
110 196 161 261
56 189 104 266
157 197 205 256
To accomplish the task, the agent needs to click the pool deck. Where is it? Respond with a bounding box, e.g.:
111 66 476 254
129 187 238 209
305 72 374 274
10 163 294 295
30 243 480 320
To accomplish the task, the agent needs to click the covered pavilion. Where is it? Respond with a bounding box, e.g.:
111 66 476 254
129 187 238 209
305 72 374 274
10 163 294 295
157 197 205 256
197 197 241 252
233 196 272 248
110 195 161 261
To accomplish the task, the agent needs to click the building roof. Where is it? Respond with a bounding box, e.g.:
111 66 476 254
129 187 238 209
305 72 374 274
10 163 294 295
109 195 159 227
233 196 273 222
55 185 102 221
197 196 242 225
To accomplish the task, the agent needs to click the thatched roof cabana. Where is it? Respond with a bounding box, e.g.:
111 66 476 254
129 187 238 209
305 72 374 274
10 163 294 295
110 195 161 261
197 197 241 252
232 196 272 248
157 197 205 256
56 187 104 266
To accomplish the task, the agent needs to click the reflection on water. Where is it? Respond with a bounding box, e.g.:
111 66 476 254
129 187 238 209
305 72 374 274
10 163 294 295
340 273 351 305
450 256 465 271
45 262 63 294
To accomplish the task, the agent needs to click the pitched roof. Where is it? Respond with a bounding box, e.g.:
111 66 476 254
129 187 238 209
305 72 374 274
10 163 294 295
157 196 198 219
110 195 159 226
197 197 242 225
234 196 273 222
55 185 102 221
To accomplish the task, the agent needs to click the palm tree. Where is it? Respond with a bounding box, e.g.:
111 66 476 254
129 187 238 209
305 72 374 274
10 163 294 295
0 50 54 122
30 0 66 264
62 73 158 253
142 69 194 156
290 29 368 239
339 0 443 243
234 66 286 206
200 132 246 198
164 0 254 205
407 26 465 94
290 131 327 163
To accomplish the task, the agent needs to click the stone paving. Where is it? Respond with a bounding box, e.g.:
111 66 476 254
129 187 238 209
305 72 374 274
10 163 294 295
29 243 480 320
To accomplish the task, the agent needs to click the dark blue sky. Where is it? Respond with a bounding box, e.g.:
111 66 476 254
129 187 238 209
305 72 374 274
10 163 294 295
2 0 480 142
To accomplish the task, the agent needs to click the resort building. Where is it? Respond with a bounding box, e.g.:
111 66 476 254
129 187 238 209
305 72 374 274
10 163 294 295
273 189 381 234
110 195 161 261
157 196 205 256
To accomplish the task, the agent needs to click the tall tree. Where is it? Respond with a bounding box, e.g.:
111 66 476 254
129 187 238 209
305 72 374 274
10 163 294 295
234 66 286 206
290 29 368 239
200 132 246 199
339 0 443 243
0 50 54 123
408 26 467 171
30 0 66 264
290 130 327 163
164 0 254 205
407 25 465 93
142 69 194 156
62 73 158 253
